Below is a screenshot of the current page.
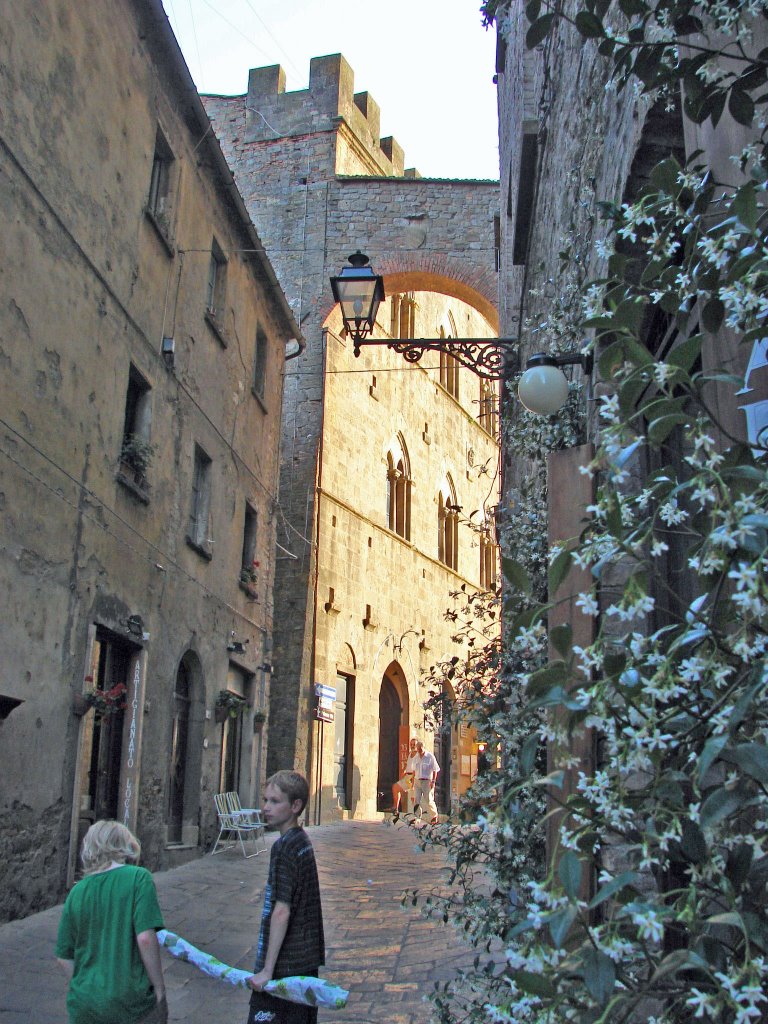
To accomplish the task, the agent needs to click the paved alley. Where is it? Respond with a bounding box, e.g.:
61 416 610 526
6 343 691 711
0 820 472 1024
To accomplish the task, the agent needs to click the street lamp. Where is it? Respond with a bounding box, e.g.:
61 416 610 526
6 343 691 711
329 252 385 353
329 254 592 407
517 351 594 416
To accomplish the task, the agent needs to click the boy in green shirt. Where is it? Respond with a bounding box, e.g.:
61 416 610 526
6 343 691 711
56 820 166 1024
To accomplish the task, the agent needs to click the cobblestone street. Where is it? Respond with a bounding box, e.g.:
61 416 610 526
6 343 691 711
0 820 471 1024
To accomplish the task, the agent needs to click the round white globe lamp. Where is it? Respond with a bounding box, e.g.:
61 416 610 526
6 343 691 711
518 354 571 415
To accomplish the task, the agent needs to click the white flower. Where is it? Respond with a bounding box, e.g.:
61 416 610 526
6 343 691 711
576 592 599 616
686 988 716 1019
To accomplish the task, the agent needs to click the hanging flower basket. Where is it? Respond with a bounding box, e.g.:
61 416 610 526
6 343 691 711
82 683 128 717
214 690 248 721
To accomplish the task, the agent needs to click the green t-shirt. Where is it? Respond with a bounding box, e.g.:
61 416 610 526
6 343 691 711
55 864 164 1024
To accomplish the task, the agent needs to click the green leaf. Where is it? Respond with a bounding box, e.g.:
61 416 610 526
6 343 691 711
525 0 541 21
527 661 569 697
558 850 582 899
744 912 768 953
502 556 532 595
732 182 758 231
647 413 689 445
698 735 727 784
525 13 554 48
724 743 768 784
726 843 753 890
548 547 573 593
650 949 705 983
548 906 577 948
520 732 540 776
588 870 640 909
706 911 745 933
729 88 755 126
667 332 702 373
583 949 616 1005
574 10 604 36
649 157 682 193
701 297 725 333
510 970 555 997
549 622 573 659
680 819 707 864
700 786 743 827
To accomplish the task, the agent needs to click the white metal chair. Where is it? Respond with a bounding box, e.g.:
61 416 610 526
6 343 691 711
211 792 266 858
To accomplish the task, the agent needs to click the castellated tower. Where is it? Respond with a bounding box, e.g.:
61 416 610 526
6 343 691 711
204 56 501 823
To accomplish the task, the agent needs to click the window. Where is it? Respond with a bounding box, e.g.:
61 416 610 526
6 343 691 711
188 445 212 555
439 328 460 399
512 132 538 266
206 239 227 320
480 533 497 590
438 478 459 571
385 437 411 540
390 293 416 339
240 503 258 584
479 380 498 438
146 128 174 248
119 365 153 488
253 327 268 403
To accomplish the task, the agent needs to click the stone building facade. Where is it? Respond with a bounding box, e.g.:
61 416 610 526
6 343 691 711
0 0 300 920
204 56 502 821
494 0 768 862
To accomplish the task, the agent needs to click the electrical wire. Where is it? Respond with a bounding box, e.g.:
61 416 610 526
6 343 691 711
0 415 271 630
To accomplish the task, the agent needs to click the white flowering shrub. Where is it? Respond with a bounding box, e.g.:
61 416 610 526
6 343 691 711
414 2 768 1022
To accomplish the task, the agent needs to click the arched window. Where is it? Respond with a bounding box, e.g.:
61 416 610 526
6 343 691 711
438 477 459 570
390 293 416 339
438 324 460 399
386 437 411 540
480 532 498 590
478 380 498 438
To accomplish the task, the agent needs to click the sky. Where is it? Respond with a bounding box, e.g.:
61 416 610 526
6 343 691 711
162 0 500 181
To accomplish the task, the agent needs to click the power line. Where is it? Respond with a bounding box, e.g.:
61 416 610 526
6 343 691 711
0 415 274 631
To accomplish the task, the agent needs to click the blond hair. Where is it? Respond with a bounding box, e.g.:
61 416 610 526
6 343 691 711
81 820 141 874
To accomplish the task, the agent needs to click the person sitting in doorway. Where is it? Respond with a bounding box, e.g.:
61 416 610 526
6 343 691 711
391 737 419 820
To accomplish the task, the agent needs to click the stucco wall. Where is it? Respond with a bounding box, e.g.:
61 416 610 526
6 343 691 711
0 0 295 919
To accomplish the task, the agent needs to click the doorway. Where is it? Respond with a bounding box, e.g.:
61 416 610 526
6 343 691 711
168 663 191 843
376 675 401 811
334 673 354 809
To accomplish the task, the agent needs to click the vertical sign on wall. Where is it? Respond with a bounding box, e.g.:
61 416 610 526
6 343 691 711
119 648 148 830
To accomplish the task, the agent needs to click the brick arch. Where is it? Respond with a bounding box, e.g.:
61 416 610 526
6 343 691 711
381 265 498 331
319 262 499 332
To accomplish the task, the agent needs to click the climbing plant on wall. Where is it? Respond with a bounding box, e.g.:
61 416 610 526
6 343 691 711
410 2 768 1022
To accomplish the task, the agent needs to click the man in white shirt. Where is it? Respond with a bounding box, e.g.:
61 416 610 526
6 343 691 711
413 740 440 825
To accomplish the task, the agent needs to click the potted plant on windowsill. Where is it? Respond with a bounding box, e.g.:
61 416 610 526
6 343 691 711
118 434 156 495
239 563 259 599
214 690 247 723
76 683 128 718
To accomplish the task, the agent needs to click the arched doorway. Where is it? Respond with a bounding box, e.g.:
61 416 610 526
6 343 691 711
167 651 204 846
377 662 408 811
168 663 191 843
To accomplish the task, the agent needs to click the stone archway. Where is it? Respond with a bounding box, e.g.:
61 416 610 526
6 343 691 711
377 660 409 811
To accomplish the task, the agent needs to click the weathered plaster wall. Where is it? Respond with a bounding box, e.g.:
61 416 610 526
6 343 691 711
0 0 296 919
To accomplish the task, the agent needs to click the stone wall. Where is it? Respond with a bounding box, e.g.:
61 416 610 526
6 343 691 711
204 55 502 818
0 0 297 919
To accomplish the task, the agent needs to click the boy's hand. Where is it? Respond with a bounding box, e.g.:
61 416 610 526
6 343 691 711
248 971 273 992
